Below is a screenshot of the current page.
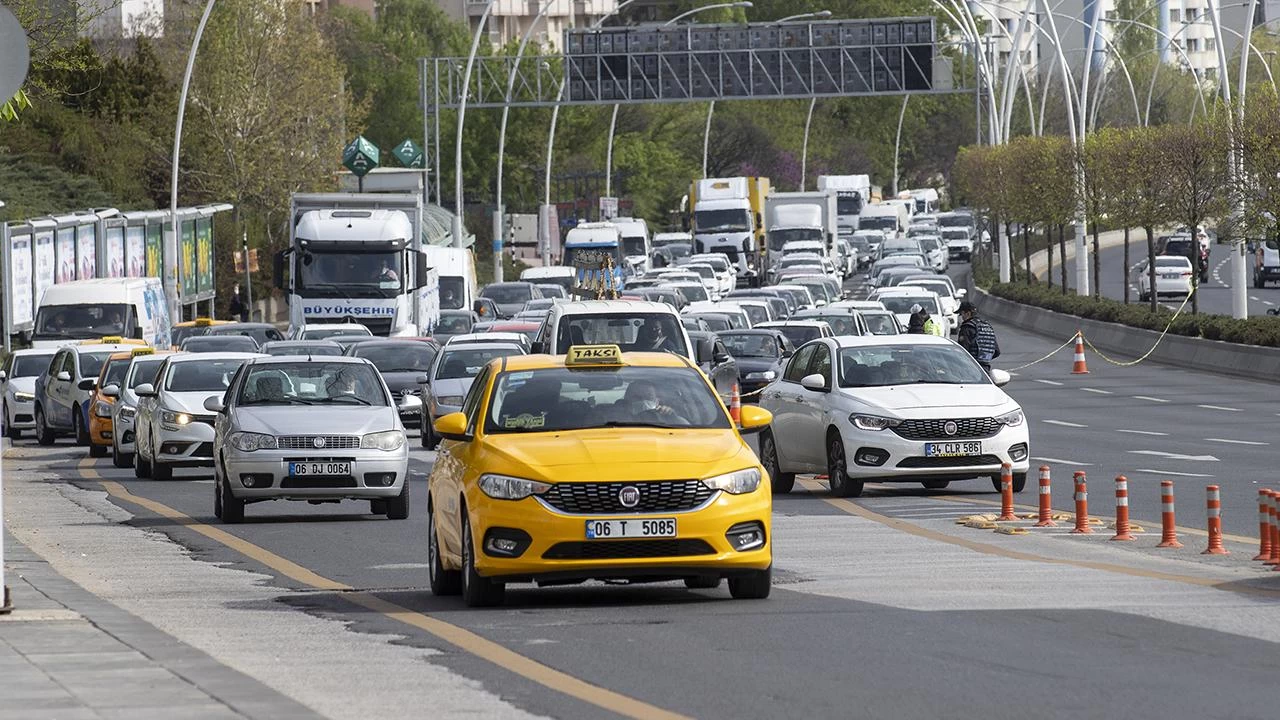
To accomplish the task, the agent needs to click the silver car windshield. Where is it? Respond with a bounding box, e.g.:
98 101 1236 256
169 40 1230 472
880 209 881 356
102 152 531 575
238 362 388 406
839 346 989 387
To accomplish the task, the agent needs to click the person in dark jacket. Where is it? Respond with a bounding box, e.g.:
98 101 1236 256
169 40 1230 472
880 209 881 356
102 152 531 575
956 301 1000 372
906 304 927 334
229 285 246 322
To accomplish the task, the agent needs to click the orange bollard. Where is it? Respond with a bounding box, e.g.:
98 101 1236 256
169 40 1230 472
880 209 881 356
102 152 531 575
1034 465 1056 527
1254 489 1273 561
1071 471 1092 534
1266 491 1280 566
1156 480 1182 548
1111 475 1135 541
1202 485 1229 555
1070 332 1090 374
729 382 741 426
997 463 1017 521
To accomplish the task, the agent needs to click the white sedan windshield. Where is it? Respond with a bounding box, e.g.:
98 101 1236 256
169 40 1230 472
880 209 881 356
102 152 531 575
839 345 989 387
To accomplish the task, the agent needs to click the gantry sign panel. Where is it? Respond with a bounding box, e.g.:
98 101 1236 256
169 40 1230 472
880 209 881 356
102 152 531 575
423 16 953 110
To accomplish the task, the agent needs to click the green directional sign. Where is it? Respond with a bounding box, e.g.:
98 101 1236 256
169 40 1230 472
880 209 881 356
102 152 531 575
392 138 424 168
342 134 380 177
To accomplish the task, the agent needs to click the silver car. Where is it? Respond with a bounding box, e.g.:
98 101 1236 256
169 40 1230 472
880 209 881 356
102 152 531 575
418 341 526 450
1 349 56 439
208 356 409 523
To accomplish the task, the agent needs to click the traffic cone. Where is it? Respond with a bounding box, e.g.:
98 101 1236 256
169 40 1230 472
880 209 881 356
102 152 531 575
729 383 742 426
1071 332 1089 374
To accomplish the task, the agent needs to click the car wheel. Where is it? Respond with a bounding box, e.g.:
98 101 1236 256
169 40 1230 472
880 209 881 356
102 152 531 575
422 419 439 451
112 442 131 469
370 499 388 515
922 480 950 490
134 443 152 478
428 501 461 596
151 447 173 480
460 513 504 607
683 576 721 590
73 411 90 446
89 443 108 458
728 566 772 600
386 478 410 520
759 430 795 494
219 475 245 523
213 468 223 519
2 403 18 440
826 432 863 498
989 473 1027 493
35 406 55 446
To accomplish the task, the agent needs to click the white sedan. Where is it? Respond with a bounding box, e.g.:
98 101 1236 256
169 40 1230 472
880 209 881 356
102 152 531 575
1137 255 1194 302
758 335 1029 497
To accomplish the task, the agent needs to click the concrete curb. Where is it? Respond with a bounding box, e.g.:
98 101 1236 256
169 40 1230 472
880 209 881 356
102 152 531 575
1019 227 1132 281
967 283 1280 383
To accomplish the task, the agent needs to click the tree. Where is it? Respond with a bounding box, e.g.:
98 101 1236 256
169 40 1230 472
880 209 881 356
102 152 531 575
1157 121 1229 313
1122 126 1172 311
1088 127 1141 303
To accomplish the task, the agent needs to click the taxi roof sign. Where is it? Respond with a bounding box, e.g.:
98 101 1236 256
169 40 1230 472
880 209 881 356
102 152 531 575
195 318 214 326
566 344 623 367
100 336 123 343
131 347 155 356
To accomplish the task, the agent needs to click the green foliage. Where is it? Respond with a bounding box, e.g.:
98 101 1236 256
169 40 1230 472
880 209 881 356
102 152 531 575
0 152 116 221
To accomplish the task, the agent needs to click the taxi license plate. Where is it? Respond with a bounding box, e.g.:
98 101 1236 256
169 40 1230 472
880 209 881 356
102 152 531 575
924 442 982 458
585 518 676 539
289 462 351 476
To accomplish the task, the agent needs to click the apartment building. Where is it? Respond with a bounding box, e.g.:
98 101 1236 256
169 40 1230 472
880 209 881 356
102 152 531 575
436 0 619 49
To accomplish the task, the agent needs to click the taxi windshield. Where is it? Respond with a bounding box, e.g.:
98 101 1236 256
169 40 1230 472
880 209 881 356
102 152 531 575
485 366 731 434
100 357 132 387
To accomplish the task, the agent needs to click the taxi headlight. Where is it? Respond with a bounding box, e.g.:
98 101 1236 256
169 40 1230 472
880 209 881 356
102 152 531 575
161 409 192 428
479 474 551 500
745 370 776 381
361 430 405 451
117 404 136 422
229 432 277 452
14 391 34 402
850 414 901 431
996 409 1025 427
93 400 113 418
434 395 464 408
702 468 761 495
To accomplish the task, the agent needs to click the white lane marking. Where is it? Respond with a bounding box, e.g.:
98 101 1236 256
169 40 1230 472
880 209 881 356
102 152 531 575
1033 379 1064 386
1079 387 1112 395
1132 395 1169 403
1250 295 1261 301
1128 450 1220 462
1196 404 1242 412
1133 468 1216 478
1116 429 1169 436
1266 301 1275 307
1033 456 1092 466
1043 419 1087 428
1205 437 1269 446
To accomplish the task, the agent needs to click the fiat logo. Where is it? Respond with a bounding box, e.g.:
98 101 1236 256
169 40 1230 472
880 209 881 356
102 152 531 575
313 436 326 449
618 486 641 508
943 421 958 436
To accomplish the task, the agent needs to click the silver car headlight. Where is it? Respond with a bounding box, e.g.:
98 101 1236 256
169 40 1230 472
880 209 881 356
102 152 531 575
995 409 1025 427
117 404 136 422
14 391 34 402
93 400 113 418
229 432 278 452
434 395 464 408
479 474 551 500
744 370 776 381
361 430 405 451
850 414 902 431
702 468 762 495
160 409 192 429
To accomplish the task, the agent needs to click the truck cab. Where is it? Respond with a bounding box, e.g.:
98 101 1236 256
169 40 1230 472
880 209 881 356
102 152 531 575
689 177 770 287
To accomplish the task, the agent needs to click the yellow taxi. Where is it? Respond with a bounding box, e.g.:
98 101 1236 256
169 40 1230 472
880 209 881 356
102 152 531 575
426 344 775 607
87 346 157 458
171 318 233 347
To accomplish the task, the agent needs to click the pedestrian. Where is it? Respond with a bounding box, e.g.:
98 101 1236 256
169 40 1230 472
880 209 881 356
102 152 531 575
229 285 244 322
956 301 1000 372
907 304 941 336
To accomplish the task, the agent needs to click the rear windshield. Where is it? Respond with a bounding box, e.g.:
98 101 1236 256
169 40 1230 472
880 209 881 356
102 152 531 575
79 352 116 379
482 284 534 304
436 347 524 380
863 313 901 335
351 343 438 373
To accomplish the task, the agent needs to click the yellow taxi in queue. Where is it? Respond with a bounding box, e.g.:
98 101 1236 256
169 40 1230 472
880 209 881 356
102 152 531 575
427 344 775 607
87 347 158 458
170 318 233 347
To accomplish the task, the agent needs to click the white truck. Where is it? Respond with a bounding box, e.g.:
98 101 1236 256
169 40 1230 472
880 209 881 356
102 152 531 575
612 217 651 275
688 176 770 287
764 192 839 279
817 175 872 238
276 193 441 337
859 203 908 243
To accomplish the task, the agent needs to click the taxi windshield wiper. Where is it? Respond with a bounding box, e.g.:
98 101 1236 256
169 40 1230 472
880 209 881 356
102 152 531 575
600 420 684 429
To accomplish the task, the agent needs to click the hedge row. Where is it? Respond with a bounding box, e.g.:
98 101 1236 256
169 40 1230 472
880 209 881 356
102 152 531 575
983 280 1280 349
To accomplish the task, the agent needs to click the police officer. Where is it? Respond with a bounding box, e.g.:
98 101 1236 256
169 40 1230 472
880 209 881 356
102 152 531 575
956 301 1000 372
907 304 943 336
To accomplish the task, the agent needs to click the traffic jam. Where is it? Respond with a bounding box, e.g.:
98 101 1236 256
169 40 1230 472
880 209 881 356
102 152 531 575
0 182 1018 607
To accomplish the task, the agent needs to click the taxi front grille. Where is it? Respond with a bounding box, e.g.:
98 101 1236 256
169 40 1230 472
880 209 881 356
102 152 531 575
540 480 714 515
277 435 360 450
891 418 999 440
542 539 716 560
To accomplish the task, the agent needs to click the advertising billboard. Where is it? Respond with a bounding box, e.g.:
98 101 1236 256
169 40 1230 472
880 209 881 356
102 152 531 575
56 227 76 283
34 230 55 305
181 219 196 294
126 225 145 277
77 223 96 279
146 223 162 278
9 233 33 326
104 226 125 278
196 217 213 294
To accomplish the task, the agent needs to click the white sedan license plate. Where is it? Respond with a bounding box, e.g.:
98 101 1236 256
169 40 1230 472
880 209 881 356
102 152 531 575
1161 273 1180 279
289 461 351 476
585 518 676 540
924 442 982 458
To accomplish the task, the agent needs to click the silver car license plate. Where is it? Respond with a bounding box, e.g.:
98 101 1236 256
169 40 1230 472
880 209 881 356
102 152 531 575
289 461 351 476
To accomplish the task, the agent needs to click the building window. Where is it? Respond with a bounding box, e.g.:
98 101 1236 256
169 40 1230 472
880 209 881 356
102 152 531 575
1186 8 1198 22
1206 38 1216 52
1000 50 1011 66
1187 38 1199 52
1104 10 1116 19
1169 9 1180 22
1004 18 1014 34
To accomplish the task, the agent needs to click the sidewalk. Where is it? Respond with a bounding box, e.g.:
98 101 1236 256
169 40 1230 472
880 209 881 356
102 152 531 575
0 531 319 720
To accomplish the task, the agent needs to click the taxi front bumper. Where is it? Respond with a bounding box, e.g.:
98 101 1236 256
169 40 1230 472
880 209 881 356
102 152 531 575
467 487 772 583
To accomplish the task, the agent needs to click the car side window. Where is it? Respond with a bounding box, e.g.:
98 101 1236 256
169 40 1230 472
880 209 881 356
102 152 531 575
47 352 63 377
783 345 817 383
461 366 490 434
60 352 75 376
808 344 832 386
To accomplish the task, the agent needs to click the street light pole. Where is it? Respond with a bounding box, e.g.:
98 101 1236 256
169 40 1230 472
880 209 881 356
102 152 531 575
892 94 909 198
800 96 816 191
452 1 497 251
1231 0 1260 320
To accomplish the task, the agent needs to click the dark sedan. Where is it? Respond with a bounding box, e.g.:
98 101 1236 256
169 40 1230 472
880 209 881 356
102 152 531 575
346 339 440 428
716 329 794 401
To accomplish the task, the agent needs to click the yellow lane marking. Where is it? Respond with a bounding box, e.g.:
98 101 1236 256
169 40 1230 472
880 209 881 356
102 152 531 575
77 460 689 720
798 479 1278 596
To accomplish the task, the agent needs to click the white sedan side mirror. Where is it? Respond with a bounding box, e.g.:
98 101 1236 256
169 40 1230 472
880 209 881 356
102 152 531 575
800 373 829 392
203 396 225 413
955 288 967 298
990 369 1011 387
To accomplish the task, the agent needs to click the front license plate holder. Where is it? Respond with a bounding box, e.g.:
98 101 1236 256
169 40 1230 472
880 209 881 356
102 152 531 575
289 461 352 476
923 442 982 458
585 518 677 539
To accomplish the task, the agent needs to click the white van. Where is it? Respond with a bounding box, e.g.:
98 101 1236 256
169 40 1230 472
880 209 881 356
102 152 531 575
532 300 696 362
423 246 477 313
31 278 172 350
520 265 576 294
612 217 651 274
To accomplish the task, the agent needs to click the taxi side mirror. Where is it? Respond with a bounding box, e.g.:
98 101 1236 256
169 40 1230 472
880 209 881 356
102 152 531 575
737 405 771 434
101 384 120 398
434 412 472 442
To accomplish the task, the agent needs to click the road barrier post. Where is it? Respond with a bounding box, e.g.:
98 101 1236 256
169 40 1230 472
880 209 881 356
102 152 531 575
1265 491 1280 566
1110 475 1135 541
1071 332 1089 374
1254 489 1272 561
1071 472 1092 534
1157 480 1182 548
1202 485 1229 555
997 463 1017 521
1034 465 1056 527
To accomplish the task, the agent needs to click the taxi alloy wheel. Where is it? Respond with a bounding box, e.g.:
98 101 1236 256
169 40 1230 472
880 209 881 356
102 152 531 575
35 406 55 446
760 430 795 494
427 501 461 596
826 433 863 498
461 514 504 607
728 566 772 600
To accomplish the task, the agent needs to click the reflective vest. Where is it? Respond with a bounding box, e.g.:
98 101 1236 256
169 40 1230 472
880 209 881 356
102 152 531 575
923 318 943 337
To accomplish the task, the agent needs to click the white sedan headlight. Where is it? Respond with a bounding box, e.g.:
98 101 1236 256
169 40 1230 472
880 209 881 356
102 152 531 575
850 414 902 431
479 474 551 500
996 408 1025 427
745 370 776 381
361 430 405 451
160 409 192 429
229 432 278 452
14 391 34 402
702 468 761 494
117 404 136 422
